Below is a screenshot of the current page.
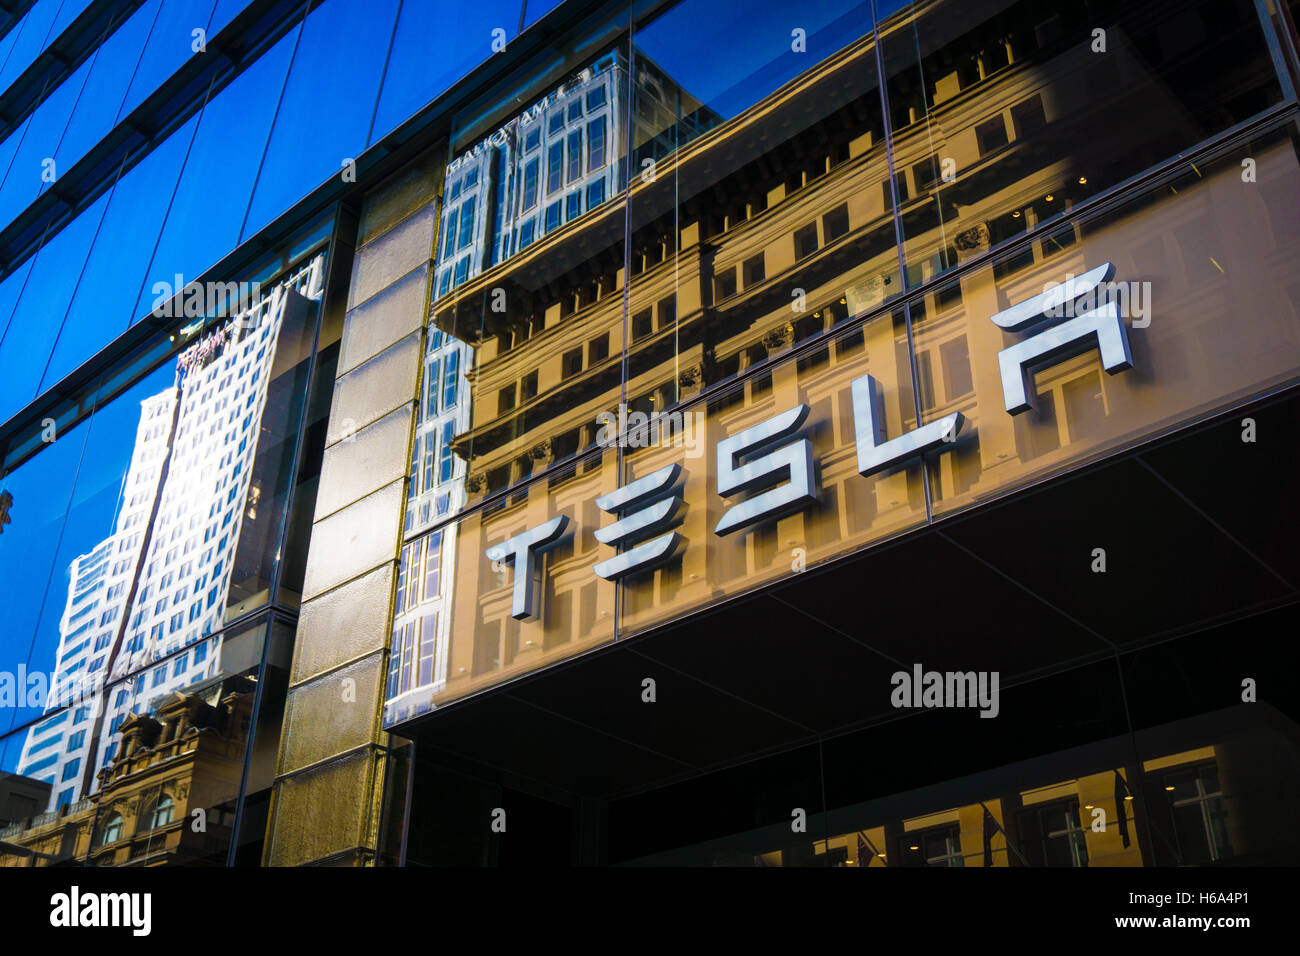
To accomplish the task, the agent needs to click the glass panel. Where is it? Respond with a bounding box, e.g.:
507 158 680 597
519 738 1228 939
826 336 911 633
523 0 563 29
369 0 522 147
0 192 110 422
0 255 34 354
422 47 628 530
208 0 253 35
241 0 400 239
41 113 199 391
919 124 1300 517
384 444 618 722
629 0 893 428
0 0 62 96
0 257 325 810
877 0 1285 287
134 24 297 322
49 0 94 37
54 0 160 179
0 54 91 231
617 310 928 637
223 271 322 614
0 412 88 738
116 0 219 122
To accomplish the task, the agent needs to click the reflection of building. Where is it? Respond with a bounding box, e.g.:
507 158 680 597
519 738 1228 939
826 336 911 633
342 0 1300 872
434 50 629 299
0 678 254 867
15 261 322 809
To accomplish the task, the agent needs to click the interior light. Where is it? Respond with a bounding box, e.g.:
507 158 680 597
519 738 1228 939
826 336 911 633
1077 176 1087 185
1045 193 1054 201
1012 210 1021 218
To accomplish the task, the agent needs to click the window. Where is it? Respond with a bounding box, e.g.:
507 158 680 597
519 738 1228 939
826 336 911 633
743 254 766 286
547 142 564 196
714 267 737 302
425 358 440 417
67 731 86 752
524 127 540 152
417 614 438 686
548 110 565 135
521 370 538 402
586 179 606 209
422 432 436 490
586 116 606 172
544 201 561 232
62 759 81 782
498 384 517 414
457 196 476 249
454 256 469 287
441 207 458 259
586 85 606 110
567 129 583 182
633 310 653 341
823 203 850 242
1011 94 1046 138
518 218 536 249
898 823 964 867
521 159 539 210
149 795 174 829
1164 762 1233 864
563 347 584 379
442 351 459 408
567 99 582 123
794 222 819 260
976 115 1009 155
588 334 609 364
439 421 455 483
566 191 582 221
101 814 123 846
1017 798 1089 867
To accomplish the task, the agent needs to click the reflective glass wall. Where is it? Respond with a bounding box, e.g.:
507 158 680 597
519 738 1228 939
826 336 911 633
0 0 565 429
381 0 1300 726
0 215 336 865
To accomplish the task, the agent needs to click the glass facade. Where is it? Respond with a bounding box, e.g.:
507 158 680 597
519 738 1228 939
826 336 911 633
0 0 1298 874
381 0 1300 723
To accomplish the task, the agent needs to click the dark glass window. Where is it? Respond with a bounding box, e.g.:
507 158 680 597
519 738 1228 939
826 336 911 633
587 116 607 172
566 192 582 221
521 159 540 210
458 196 476 249
586 84 607 110
794 222 819 260
547 142 565 196
567 130 584 182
